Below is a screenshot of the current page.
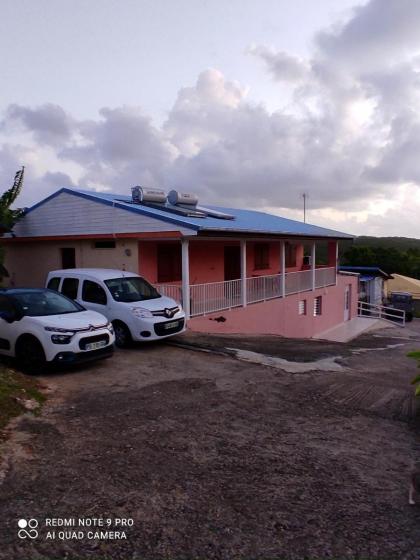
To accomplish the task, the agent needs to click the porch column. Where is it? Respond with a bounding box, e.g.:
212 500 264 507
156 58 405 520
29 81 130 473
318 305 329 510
311 241 316 291
335 241 339 285
181 239 190 319
240 240 247 307
280 240 286 297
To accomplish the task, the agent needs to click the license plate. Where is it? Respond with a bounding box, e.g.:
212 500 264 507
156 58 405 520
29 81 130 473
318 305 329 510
85 340 107 351
164 321 178 329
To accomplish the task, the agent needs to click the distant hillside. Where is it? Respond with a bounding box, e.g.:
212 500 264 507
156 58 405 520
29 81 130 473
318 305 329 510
340 236 420 279
353 236 420 251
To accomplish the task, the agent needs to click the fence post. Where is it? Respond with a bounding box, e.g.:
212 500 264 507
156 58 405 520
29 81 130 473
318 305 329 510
280 241 286 297
311 241 316 291
241 239 247 307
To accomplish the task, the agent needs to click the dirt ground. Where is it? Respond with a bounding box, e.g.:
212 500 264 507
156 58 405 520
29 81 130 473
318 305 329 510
1 321 420 559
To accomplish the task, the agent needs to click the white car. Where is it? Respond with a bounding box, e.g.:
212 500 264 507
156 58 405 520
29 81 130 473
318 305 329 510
0 288 115 373
46 269 186 347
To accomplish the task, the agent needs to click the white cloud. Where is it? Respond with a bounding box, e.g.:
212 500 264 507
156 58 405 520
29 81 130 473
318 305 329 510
1 1 420 236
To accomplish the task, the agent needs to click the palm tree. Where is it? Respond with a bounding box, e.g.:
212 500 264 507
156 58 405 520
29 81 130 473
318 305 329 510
0 166 25 232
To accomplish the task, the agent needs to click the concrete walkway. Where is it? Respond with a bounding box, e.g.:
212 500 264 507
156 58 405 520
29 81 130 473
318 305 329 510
313 316 394 342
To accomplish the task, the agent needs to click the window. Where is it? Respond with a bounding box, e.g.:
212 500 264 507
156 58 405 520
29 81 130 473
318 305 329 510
94 240 116 249
12 290 83 316
313 296 322 316
47 277 60 291
285 242 296 267
82 280 107 305
298 300 307 315
105 277 159 302
61 247 76 269
61 278 79 300
254 243 270 270
157 244 182 283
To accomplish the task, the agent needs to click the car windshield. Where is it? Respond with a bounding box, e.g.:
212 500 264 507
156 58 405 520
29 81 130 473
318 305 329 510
104 277 160 302
12 290 84 317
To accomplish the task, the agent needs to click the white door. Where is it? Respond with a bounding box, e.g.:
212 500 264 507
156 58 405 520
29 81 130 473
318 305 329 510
344 285 351 321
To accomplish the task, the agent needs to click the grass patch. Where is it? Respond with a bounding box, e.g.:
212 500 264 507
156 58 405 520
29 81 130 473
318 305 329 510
0 366 46 438
407 350 420 362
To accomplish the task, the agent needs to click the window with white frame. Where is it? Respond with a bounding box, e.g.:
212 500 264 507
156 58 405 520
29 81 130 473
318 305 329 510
313 296 322 316
298 300 307 315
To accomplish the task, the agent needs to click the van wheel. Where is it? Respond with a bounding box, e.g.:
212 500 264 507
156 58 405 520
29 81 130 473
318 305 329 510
16 336 47 375
112 321 132 348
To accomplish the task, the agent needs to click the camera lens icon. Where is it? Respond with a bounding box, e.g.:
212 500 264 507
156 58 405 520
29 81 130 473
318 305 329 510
18 519 38 539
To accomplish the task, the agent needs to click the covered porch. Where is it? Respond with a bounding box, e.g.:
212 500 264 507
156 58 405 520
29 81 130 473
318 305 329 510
138 236 338 319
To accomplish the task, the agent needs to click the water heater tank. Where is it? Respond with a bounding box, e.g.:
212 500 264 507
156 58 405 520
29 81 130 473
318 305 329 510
167 190 198 206
131 186 166 204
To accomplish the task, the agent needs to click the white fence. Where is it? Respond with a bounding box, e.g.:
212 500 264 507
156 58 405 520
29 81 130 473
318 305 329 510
357 300 405 325
247 274 282 304
190 279 242 316
157 267 337 317
156 283 182 303
315 267 336 289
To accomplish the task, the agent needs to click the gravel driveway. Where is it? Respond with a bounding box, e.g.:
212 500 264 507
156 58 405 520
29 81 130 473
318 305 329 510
1 322 420 559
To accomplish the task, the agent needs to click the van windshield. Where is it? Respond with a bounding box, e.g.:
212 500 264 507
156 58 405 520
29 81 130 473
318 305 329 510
104 277 160 302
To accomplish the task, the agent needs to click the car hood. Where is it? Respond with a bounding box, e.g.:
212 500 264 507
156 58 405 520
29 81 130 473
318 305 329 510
121 295 179 311
31 310 108 329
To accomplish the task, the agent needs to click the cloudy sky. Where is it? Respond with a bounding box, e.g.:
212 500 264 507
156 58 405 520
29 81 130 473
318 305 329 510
1 0 420 237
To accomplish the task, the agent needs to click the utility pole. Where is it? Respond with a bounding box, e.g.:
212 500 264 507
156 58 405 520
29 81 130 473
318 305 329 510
302 193 308 223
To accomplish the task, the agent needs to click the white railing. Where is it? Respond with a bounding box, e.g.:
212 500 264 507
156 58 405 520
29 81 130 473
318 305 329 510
156 268 337 317
285 269 312 295
357 300 405 326
247 274 282 304
190 279 242 317
315 267 336 288
156 283 182 303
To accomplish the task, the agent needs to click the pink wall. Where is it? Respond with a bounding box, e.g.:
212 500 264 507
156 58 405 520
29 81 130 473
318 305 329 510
188 274 358 338
189 241 226 283
138 242 158 283
139 239 310 284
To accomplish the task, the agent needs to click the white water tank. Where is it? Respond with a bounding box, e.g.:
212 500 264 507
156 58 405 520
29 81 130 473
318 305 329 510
167 190 198 206
131 186 166 203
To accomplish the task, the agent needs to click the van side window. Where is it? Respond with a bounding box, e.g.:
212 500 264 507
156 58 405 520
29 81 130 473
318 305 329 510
47 277 61 291
82 280 107 305
61 278 79 300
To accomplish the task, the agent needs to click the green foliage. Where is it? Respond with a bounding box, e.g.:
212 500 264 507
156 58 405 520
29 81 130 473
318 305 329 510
0 367 45 438
408 352 420 396
341 236 420 279
0 166 25 231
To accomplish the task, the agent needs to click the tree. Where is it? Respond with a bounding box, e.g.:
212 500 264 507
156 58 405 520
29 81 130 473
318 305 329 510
0 166 25 232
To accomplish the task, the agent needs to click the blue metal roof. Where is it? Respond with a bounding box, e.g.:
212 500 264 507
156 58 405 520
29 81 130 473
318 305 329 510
26 187 354 239
339 266 392 279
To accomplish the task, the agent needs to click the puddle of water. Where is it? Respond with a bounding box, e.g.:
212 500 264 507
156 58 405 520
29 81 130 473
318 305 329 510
226 348 345 373
351 343 405 355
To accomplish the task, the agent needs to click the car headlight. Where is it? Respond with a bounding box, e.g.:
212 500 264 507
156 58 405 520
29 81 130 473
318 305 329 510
131 307 153 318
51 334 72 344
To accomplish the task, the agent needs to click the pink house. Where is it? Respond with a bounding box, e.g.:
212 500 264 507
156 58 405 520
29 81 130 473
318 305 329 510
2 187 358 338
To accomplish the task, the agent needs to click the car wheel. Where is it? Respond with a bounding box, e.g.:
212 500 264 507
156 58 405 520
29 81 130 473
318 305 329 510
112 321 132 348
16 336 47 375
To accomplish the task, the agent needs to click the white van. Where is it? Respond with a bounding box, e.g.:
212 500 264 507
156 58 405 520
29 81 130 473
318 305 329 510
46 269 186 347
